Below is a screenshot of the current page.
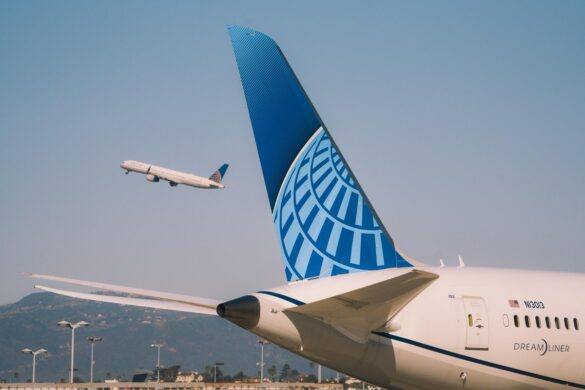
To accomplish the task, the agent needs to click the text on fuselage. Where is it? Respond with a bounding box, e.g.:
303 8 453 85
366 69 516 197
524 300 545 309
514 340 570 356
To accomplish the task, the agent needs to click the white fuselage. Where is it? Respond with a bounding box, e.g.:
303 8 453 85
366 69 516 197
248 267 585 390
120 160 223 189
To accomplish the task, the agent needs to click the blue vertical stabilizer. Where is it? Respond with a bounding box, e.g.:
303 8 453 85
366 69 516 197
229 25 415 281
209 163 229 183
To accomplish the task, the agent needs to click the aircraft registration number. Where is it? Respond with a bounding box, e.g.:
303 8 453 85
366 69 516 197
524 300 545 309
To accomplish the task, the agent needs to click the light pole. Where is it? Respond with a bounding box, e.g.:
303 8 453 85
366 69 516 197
317 364 322 383
57 320 89 383
213 362 224 383
87 337 102 383
150 343 163 382
21 348 47 383
257 339 270 383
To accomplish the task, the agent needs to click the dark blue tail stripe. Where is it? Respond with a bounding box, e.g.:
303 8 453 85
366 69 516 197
319 177 339 202
305 252 323 277
360 234 376 267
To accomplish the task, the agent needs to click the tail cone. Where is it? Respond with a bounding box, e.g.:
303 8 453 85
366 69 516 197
216 295 260 330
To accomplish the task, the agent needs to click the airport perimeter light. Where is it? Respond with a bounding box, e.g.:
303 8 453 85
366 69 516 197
57 320 89 383
21 348 47 383
150 343 164 382
87 336 102 383
257 339 270 383
213 362 224 383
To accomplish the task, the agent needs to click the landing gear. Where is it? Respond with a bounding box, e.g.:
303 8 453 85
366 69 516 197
169 181 178 187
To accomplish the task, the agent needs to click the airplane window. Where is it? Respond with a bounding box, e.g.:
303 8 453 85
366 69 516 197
545 317 551 329
574 318 580 331
468 314 473 327
514 315 519 328
525 315 531 328
564 317 570 330
535 316 541 329
555 317 560 329
503 314 509 327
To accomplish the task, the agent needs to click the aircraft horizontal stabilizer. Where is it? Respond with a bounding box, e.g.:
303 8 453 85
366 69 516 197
29 273 219 316
284 269 438 341
35 285 217 315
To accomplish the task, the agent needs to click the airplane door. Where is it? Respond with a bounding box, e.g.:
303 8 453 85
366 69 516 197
463 297 489 350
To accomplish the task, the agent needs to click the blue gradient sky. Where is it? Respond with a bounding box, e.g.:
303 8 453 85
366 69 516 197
1 1 584 304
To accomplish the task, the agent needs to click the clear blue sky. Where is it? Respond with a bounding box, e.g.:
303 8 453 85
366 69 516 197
1 1 584 304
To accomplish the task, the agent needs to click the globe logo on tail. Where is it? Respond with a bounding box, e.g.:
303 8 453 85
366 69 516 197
274 127 411 281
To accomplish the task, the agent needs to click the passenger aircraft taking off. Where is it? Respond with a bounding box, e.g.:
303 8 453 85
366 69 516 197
120 160 228 189
31 26 584 389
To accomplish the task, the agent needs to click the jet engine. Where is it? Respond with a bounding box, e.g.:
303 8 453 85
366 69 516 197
146 174 159 182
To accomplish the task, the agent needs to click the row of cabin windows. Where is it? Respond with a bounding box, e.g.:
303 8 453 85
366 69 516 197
505 314 580 330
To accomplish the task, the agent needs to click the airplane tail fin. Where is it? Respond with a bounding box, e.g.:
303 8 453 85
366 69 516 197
228 26 421 282
209 163 229 184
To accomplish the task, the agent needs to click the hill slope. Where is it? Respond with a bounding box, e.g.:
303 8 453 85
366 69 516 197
0 292 314 383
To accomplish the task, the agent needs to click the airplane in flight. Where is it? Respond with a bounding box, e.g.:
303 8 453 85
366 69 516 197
120 160 228 189
31 26 584 389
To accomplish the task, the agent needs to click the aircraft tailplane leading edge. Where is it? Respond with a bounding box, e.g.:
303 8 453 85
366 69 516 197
31 26 585 390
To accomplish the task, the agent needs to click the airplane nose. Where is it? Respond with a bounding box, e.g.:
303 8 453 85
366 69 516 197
216 295 260 330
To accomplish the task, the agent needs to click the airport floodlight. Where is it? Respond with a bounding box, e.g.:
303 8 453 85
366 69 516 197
257 340 270 383
21 348 47 383
57 320 89 383
87 337 103 383
150 343 164 382
213 362 224 383
58 320 89 329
